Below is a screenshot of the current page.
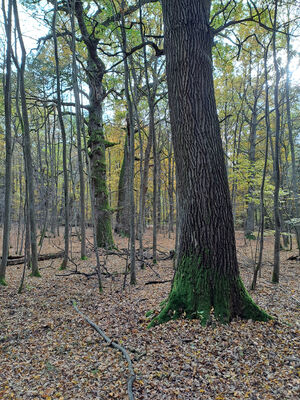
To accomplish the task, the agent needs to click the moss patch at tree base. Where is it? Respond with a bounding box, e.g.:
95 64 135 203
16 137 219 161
96 214 114 249
0 277 8 286
149 256 272 328
30 271 41 278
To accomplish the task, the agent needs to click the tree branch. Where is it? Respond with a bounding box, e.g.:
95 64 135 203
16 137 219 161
71 300 136 400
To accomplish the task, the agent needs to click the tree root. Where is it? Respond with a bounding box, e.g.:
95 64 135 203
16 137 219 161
71 300 136 400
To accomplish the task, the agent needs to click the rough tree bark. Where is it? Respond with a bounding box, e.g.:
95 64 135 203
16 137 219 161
74 0 114 249
150 0 271 326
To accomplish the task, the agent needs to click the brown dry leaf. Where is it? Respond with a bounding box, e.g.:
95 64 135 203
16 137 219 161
0 229 299 399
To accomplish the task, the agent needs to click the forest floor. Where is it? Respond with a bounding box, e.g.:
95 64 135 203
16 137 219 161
0 228 299 400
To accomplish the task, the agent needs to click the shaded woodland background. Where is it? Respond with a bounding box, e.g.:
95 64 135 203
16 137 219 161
0 1 299 281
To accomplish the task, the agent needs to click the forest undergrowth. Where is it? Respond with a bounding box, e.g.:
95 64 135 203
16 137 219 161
0 229 299 400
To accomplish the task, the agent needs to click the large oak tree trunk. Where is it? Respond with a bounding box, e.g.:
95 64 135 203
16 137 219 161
75 0 114 249
151 0 270 326
87 55 114 249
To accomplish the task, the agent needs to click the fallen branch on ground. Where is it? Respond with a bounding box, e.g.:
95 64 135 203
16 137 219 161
287 255 300 261
56 270 98 278
71 300 136 400
6 251 64 266
145 279 172 285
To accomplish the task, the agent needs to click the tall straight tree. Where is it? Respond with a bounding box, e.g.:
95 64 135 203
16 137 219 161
119 0 136 285
285 24 300 254
139 2 159 263
151 0 271 326
13 0 39 277
52 0 69 269
0 0 13 285
271 0 281 284
69 0 86 259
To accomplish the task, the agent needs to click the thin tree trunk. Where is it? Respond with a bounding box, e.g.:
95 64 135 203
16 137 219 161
285 26 300 254
130 58 144 259
251 43 271 290
168 140 174 236
52 0 69 269
13 0 39 277
69 0 86 259
120 0 136 284
115 122 131 237
139 3 158 261
272 0 281 284
0 0 13 285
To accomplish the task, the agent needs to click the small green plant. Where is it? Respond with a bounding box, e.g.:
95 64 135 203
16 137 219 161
245 232 256 241
44 361 56 372
30 271 41 278
91 369 99 375
0 278 8 286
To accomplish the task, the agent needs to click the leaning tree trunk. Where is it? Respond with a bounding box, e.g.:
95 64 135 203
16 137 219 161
151 0 271 326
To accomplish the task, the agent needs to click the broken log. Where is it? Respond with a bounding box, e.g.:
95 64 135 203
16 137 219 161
5 251 64 266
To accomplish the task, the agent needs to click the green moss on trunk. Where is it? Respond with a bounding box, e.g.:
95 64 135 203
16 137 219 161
90 136 115 249
96 211 114 249
149 256 271 328
30 270 41 278
0 277 8 286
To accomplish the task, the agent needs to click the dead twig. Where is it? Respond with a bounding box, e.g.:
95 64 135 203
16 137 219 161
71 300 136 400
56 270 97 279
145 280 172 285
